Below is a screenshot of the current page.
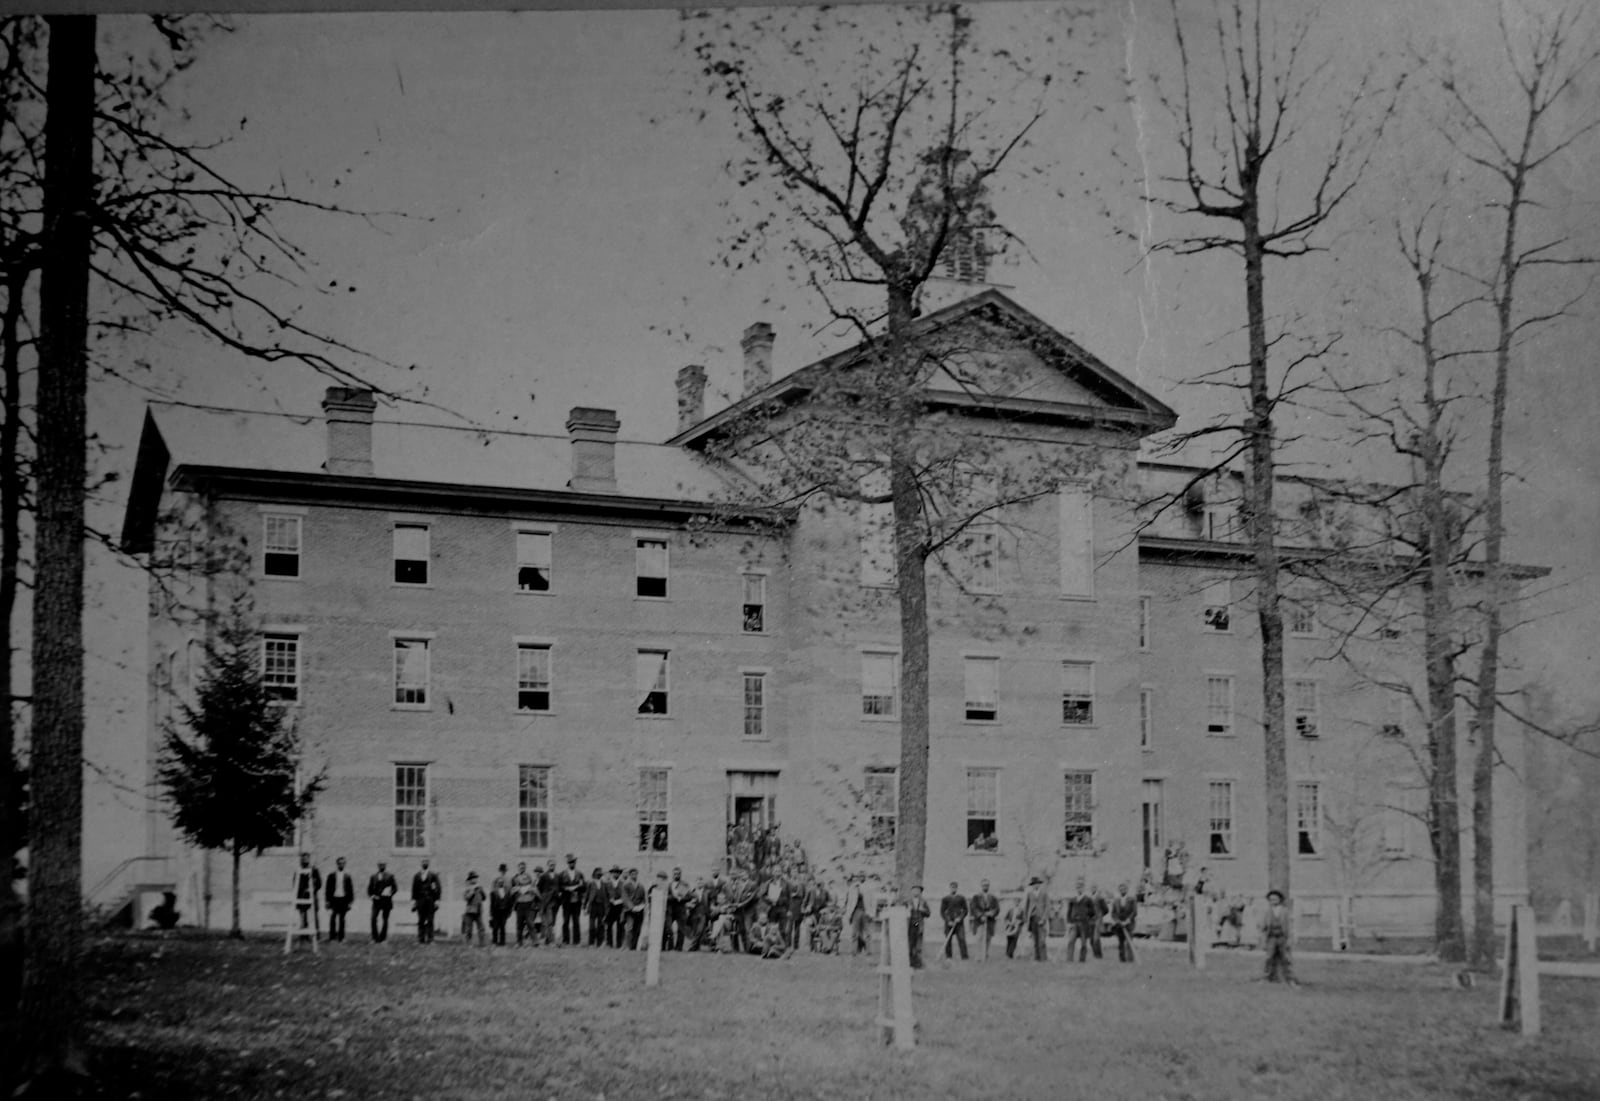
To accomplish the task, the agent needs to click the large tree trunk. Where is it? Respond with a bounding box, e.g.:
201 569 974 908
21 13 96 1083
1241 187 1289 900
887 279 931 897
0 260 26 1018
1416 268 1466 963
231 843 242 938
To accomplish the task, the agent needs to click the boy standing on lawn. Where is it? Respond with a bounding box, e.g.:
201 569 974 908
905 885 931 969
1260 889 1296 984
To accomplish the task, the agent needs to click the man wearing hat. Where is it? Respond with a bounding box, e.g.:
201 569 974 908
411 858 442 944
585 866 609 946
1260 889 1296 983
462 872 487 947
940 881 970 961
623 868 648 950
841 873 872 956
489 863 512 946
511 861 537 946
367 861 397 943
604 866 627 948
1020 874 1051 961
559 854 586 946
969 879 1000 961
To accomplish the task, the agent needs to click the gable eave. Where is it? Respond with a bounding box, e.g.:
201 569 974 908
119 409 173 555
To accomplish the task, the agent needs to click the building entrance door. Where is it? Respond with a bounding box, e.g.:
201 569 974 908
1141 778 1165 872
726 771 778 875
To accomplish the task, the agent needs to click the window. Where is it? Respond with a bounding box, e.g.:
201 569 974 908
1206 675 1234 736
742 573 766 633
636 538 668 598
1287 601 1316 636
1380 686 1407 738
262 515 301 578
393 638 430 707
859 469 895 588
1138 688 1154 750
1062 771 1094 853
1295 781 1322 856
636 650 669 715
1291 679 1320 738
965 768 999 851
516 644 551 713
262 633 301 703
638 767 670 852
742 672 767 739
1208 780 1235 856
393 523 430 585
865 767 897 853
966 522 1000 594
964 656 999 722
1141 779 1165 870
1381 783 1415 856
1060 661 1094 725
1201 579 1231 632
1137 595 1151 651
1059 484 1094 598
516 530 552 592
861 651 899 718
394 764 428 851
518 765 550 850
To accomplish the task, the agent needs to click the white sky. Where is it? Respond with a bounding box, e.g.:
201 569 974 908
76 1 1600 811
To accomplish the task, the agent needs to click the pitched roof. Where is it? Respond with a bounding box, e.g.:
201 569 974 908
668 289 1177 447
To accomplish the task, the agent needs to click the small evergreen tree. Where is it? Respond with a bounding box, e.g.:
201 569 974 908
158 596 323 937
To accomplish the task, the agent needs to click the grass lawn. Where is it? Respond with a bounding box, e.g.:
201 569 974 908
18 931 1600 1100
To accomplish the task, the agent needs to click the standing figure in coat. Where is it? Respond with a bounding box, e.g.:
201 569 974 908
969 879 1000 961
1065 879 1102 962
367 861 398 943
559 854 586 946
1260 889 1296 984
291 852 322 939
488 864 512 946
511 861 537 946
841 874 873 956
411 859 442 944
324 856 354 942
1021 875 1051 961
905 885 931 970
1108 882 1139 963
585 867 609 946
940 882 970 960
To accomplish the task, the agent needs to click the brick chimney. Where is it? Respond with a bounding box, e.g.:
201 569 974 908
676 364 707 433
322 387 376 477
566 407 621 493
741 322 774 396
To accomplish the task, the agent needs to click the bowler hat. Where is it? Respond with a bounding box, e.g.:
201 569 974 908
1267 889 1285 902
1029 876 1042 885
609 865 622 874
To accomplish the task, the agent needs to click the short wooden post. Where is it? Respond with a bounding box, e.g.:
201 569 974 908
1188 894 1206 970
1500 904 1540 1036
1584 891 1598 953
876 906 915 1050
645 885 666 988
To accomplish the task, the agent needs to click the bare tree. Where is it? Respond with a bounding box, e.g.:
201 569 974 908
1424 6 1600 964
1138 0 1397 898
685 4 1086 892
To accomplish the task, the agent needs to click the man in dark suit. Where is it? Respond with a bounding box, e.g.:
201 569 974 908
537 858 560 945
969 879 1000 961
559 854 586 946
324 856 355 942
604 866 627 948
666 867 693 950
292 852 322 939
940 881 969 960
367 861 398 943
623 868 647 950
1109 881 1139 963
511 861 537 946
1066 878 1101 962
1021 875 1050 961
841 874 872 956
585 867 609 946
411 859 442 944
489 864 513 946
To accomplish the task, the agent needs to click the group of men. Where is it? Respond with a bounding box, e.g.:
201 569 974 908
890 876 1135 969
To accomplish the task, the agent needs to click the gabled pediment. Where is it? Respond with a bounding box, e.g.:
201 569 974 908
670 289 1176 447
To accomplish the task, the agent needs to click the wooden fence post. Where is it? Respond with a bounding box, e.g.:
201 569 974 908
1500 904 1541 1036
645 884 666 988
1188 894 1206 970
876 906 915 1050
1584 891 1598 954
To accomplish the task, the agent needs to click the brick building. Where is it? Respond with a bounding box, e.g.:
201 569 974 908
115 290 1530 934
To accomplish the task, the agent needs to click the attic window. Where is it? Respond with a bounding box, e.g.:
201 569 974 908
938 228 987 283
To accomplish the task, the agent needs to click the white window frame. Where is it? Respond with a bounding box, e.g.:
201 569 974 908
1205 674 1235 737
742 670 768 740
1062 770 1095 854
1294 780 1323 857
1058 483 1095 599
963 655 999 723
638 767 671 854
636 649 670 717
392 521 431 587
1291 678 1320 738
1060 660 1095 726
391 634 433 709
1138 686 1154 751
1201 578 1232 633
1207 778 1236 858
864 766 897 854
635 535 670 599
261 512 303 579
1137 593 1152 652
964 767 1000 852
261 630 303 705
394 762 429 852
515 526 554 594
518 764 552 852
861 649 900 721
515 641 553 714
741 571 768 633
1287 600 1317 637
